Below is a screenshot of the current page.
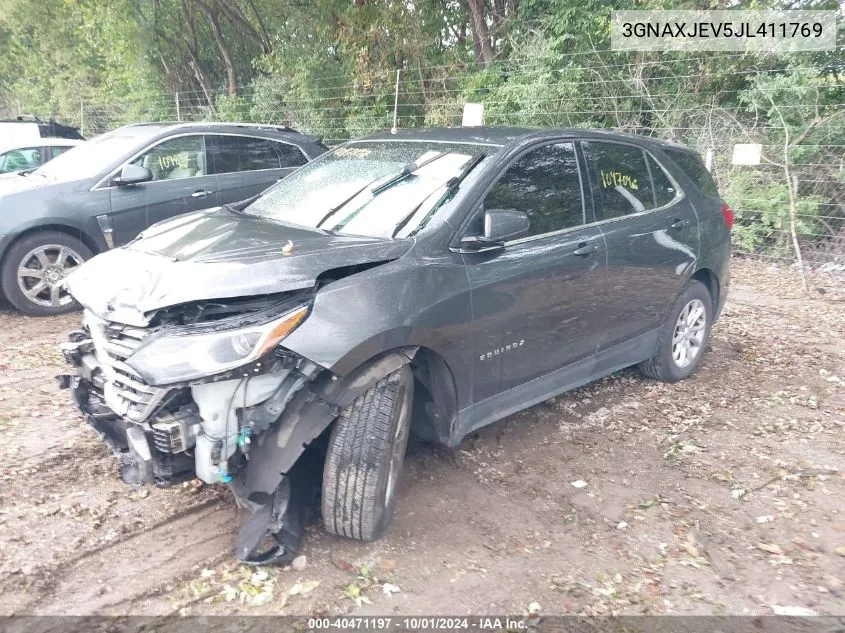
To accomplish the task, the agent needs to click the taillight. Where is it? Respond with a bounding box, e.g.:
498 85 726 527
721 203 734 230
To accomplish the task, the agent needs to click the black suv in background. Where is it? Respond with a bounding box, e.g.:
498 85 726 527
62 126 731 564
0 122 327 315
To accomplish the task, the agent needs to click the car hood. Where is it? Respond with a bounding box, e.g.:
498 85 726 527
67 207 413 326
0 172 53 196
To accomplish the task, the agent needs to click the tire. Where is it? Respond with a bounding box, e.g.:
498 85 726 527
1 231 92 316
322 365 414 541
638 280 712 383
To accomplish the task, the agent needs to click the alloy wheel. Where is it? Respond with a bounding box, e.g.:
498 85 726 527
384 384 411 509
16 244 84 308
671 298 707 369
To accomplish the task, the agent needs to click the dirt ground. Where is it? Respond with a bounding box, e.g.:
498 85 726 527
0 258 843 617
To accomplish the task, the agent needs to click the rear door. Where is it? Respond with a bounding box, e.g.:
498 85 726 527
582 141 699 349
210 134 309 205
107 134 219 245
461 141 606 403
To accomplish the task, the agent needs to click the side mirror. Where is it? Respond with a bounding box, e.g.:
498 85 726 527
114 163 152 186
460 208 530 250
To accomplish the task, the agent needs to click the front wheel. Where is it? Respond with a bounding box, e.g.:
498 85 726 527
639 280 713 382
1 231 92 316
322 365 414 541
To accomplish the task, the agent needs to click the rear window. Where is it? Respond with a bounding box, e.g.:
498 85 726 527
663 148 719 197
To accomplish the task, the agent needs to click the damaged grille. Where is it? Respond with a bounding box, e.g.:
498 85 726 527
85 312 170 423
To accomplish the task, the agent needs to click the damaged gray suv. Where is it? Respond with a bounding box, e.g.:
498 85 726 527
61 127 731 564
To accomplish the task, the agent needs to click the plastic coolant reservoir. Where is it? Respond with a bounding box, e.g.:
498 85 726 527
192 371 291 483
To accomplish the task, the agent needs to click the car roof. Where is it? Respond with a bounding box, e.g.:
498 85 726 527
112 121 320 143
354 126 536 146
0 137 82 153
352 126 695 152
38 137 83 146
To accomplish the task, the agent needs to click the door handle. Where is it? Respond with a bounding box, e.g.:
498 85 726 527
670 218 691 229
191 189 213 198
572 242 600 256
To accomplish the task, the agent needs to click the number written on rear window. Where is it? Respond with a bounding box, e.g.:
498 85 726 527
585 142 657 219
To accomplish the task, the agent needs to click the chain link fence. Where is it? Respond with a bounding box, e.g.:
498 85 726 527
3 53 843 268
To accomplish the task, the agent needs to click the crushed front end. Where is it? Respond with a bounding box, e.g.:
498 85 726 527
59 292 333 564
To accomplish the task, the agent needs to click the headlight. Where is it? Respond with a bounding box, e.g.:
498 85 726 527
125 305 308 385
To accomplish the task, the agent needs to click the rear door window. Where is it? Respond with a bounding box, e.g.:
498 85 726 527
663 148 719 197
483 142 585 239
272 141 308 167
210 135 307 173
647 154 679 207
585 142 655 219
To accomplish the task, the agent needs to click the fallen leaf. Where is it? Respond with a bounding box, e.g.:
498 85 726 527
288 580 319 596
251 569 269 584
757 542 783 555
380 559 396 573
835 546 845 557
252 590 273 606
343 583 362 601
333 558 355 572
382 582 401 597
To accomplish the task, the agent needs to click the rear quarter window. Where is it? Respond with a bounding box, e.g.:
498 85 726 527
663 148 719 197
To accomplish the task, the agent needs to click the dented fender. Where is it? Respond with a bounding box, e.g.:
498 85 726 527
237 347 419 504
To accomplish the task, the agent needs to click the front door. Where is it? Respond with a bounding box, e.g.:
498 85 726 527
209 134 309 206
582 141 700 349
461 141 606 403
107 134 219 245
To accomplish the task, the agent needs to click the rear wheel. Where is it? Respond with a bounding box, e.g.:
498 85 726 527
1 231 91 316
639 280 712 382
322 365 413 541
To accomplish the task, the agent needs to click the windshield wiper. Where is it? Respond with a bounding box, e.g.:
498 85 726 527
315 173 386 230
391 153 486 238
371 151 448 196
317 151 451 231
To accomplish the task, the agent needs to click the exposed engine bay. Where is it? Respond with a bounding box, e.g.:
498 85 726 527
59 288 416 565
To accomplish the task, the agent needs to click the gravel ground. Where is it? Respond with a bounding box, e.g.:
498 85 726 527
0 257 843 616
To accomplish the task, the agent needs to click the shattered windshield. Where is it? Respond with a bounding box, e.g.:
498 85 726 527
243 141 487 238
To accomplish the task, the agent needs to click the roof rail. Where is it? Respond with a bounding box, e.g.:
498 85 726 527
125 120 300 133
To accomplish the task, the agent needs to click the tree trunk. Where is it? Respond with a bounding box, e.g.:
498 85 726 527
206 8 238 96
465 0 494 68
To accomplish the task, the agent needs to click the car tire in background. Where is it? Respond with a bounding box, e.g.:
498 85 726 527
322 365 414 541
638 280 713 383
1 231 91 316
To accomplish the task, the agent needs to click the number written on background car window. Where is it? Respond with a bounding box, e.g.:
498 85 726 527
131 136 207 181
